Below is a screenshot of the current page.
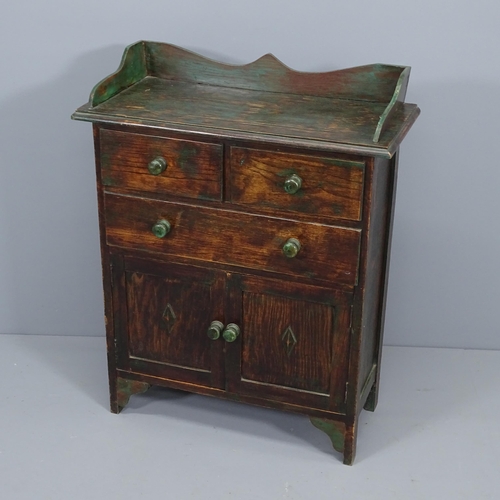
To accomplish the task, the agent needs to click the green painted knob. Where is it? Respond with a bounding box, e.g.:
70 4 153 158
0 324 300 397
282 238 301 258
222 323 240 343
284 174 302 194
207 320 224 340
148 157 167 175
152 219 171 238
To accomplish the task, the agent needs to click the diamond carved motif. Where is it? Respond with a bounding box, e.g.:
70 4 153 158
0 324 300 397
281 325 297 357
162 303 177 333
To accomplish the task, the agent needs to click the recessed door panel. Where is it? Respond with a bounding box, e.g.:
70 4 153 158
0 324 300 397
225 275 351 412
241 292 334 395
112 255 225 388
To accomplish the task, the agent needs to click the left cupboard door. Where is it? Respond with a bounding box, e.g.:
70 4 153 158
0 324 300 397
111 255 226 389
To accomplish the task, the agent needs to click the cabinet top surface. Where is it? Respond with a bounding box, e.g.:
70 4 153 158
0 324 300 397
72 41 420 158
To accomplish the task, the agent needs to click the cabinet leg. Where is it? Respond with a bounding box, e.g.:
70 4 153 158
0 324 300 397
110 376 151 414
363 380 379 412
343 421 358 465
310 417 358 465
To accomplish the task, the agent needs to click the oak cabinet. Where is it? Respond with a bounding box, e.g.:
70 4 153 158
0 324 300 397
73 41 419 464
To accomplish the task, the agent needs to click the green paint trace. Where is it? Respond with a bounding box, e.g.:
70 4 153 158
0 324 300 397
72 41 420 159
116 377 151 410
310 417 346 453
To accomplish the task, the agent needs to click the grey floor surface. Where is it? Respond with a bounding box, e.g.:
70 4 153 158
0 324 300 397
0 334 498 499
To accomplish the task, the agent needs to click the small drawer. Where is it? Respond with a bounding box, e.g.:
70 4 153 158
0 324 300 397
105 194 361 287
99 129 223 201
229 147 365 221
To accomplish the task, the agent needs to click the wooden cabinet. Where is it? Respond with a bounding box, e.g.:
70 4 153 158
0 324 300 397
73 41 419 464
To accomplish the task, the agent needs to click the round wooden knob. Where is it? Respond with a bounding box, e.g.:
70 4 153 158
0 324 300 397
152 219 171 238
282 238 301 258
207 320 224 340
148 157 167 175
284 174 302 194
222 323 240 342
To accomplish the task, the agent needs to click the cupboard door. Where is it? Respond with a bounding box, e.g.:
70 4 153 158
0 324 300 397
112 255 225 388
225 275 351 412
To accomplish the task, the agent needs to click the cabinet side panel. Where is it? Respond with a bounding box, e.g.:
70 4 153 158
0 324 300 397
357 156 392 395
92 124 118 411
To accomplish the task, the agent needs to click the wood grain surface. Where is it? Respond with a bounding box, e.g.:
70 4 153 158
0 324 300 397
224 274 352 412
104 193 361 287
76 77 419 155
240 291 334 394
114 257 226 389
230 146 365 221
75 41 420 463
145 41 407 102
100 128 222 201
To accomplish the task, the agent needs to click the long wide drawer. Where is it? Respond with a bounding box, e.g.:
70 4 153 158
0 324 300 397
104 194 361 287
99 129 223 201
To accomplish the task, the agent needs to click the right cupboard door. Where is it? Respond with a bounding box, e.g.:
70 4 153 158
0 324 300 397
225 274 352 412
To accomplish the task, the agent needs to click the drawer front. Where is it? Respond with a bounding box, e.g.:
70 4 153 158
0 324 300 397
100 129 223 201
229 147 365 221
105 194 361 287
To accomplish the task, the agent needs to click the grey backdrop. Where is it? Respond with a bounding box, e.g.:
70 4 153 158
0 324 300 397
1 1 499 349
